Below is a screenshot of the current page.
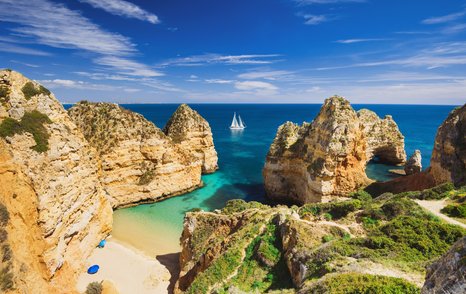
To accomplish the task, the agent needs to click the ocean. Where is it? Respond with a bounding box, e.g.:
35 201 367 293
92 104 456 255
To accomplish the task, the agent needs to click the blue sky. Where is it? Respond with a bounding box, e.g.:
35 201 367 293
0 0 465 104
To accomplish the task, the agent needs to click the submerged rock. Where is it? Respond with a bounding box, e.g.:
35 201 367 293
0 70 112 292
68 102 204 208
405 150 422 175
422 236 466 294
163 104 218 173
263 96 406 204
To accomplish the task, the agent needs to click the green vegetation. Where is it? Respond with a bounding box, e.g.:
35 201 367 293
221 199 268 215
405 182 456 200
0 204 9 227
0 110 52 153
0 203 13 292
441 203 466 218
299 199 362 219
0 266 13 292
307 273 420 294
21 82 50 100
0 85 9 107
85 281 103 294
350 189 373 202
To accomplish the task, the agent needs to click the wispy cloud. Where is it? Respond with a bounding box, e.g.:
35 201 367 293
422 10 465 25
334 38 389 44
39 79 117 91
10 60 40 67
78 0 159 24
237 70 292 80
303 14 329 25
159 54 282 67
94 56 164 77
205 79 235 84
0 42 51 56
235 81 278 95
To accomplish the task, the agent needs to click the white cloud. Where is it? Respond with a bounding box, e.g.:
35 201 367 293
235 81 278 95
334 38 388 44
94 56 164 77
205 79 235 84
39 79 116 91
422 11 465 25
238 70 292 80
303 14 329 25
78 0 159 24
0 42 50 56
159 54 282 67
9 60 40 67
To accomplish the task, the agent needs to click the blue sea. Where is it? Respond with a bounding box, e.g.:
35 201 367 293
99 104 455 254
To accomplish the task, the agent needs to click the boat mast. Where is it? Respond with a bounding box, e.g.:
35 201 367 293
231 112 239 128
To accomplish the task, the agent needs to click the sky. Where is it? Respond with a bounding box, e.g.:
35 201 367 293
0 0 465 104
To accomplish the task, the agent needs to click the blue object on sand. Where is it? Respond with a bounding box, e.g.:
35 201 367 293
87 265 99 274
98 239 106 248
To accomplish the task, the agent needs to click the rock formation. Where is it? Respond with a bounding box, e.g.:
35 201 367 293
358 109 406 164
366 104 466 195
163 104 218 173
0 70 112 292
68 102 204 208
405 150 422 175
422 236 466 294
263 96 406 204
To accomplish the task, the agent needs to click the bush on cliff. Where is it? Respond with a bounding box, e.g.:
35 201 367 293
441 203 466 218
0 110 52 153
21 82 50 100
299 199 362 219
85 281 103 294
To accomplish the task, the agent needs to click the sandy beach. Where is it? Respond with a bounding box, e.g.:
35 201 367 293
76 237 180 294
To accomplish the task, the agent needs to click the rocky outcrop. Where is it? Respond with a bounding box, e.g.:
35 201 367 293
422 236 466 294
405 150 422 175
0 70 112 292
366 104 465 195
263 96 406 204
358 109 406 164
68 102 204 208
428 104 466 186
163 104 218 173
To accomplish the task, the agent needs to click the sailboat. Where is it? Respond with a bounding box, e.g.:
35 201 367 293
230 112 246 130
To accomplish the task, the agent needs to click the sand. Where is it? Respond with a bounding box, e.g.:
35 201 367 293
76 237 180 294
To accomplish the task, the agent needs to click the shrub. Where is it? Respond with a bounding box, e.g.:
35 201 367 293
308 273 420 294
138 169 155 185
0 204 9 227
441 203 466 218
21 82 50 100
85 281 103 294
0 229 7 243
1 245 11 262
221 199 267 214
299 199 362 219
322 235 335 243
415 183 455 200
0 86 8 99
350 190 373 202
0 266 14 291
323 213 332 221
0 111 52 153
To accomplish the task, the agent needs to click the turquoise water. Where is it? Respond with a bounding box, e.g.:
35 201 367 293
106 104 456 254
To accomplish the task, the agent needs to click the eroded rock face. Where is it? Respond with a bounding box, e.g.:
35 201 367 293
163 104 218 173
428 104 466 186
405 150 422 175
0 70 112 291
263 96 406 204
422 236 466 294
68 102 203 208
358 109 406 165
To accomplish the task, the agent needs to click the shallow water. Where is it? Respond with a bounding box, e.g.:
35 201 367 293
106 104 455 255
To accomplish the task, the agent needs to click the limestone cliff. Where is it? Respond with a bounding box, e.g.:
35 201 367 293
263 96 406 204
422 236 466 294
163 104 218 173
0 70 112 292
176 189 464 293
428 104 466 186
68 102 203 208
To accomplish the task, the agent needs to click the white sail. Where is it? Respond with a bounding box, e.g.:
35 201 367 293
230 112 239 128
238 115 245 128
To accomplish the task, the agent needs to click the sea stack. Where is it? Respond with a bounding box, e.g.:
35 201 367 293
164 104 218 173
0 70 112 292
263 96 406 204
68 102 204 208
405 150 422 175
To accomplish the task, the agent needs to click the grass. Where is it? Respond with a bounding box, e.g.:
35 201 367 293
0 111 52 153
307 273 420 294
21 82 50 100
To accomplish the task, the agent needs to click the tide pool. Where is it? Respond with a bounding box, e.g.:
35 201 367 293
109 104 456 255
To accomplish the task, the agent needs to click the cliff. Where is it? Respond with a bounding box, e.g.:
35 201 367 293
263 96 406 204
0 70 112 292
175 186 466 293
422 236 466 294
366 104 466 195
163 104 218 174
68 102 204 208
